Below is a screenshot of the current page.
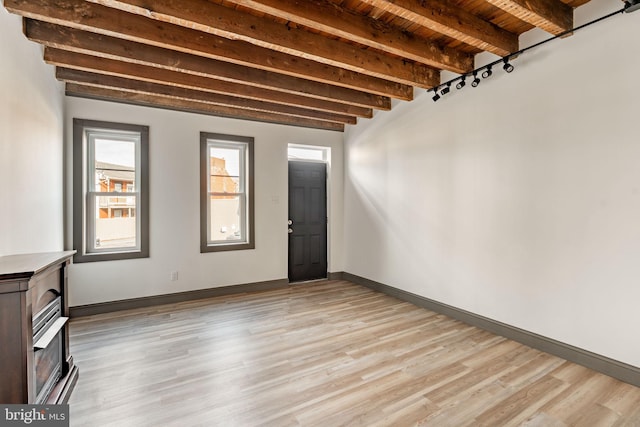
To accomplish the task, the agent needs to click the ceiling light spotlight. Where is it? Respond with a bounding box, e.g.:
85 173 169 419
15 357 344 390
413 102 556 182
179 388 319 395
624 0 640 13
440 83 451 96
471 72 481 87
432 91 441 102
456 78 466 90
481 66 492 79
503 59 514 73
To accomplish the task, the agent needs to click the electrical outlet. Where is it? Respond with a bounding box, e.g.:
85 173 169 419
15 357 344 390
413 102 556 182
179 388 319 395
170 271 178 281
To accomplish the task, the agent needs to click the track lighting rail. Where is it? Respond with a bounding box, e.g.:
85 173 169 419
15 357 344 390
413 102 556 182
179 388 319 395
430 3 635 101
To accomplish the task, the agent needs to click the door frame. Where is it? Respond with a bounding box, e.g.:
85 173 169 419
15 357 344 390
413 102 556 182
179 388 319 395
287 145 331 282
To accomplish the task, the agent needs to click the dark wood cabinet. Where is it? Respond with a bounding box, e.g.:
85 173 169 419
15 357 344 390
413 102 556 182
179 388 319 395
0 251 78 404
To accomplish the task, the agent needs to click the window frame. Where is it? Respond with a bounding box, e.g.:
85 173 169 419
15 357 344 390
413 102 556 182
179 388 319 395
200 132 255 253
73 119 149 263
287 144 330 163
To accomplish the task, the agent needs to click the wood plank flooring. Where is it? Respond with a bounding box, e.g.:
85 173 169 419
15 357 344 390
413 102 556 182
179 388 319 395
67 280 640 426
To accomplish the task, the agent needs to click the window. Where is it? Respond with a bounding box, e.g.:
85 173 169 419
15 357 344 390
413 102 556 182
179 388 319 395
73 119 149 262
288 144 330 162
200 132 254 252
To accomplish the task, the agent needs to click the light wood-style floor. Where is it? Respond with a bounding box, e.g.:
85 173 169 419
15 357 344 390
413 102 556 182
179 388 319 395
68 280 640 427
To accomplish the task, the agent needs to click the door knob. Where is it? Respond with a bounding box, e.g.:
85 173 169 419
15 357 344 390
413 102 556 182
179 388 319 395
288 219 293 225
288 228 293 234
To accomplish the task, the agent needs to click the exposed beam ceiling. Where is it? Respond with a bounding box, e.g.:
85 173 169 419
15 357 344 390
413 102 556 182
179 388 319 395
356 0 519 56
484 0 574 34
132 0 474 73
66 83 347 131
57 67 358 124
25 20 388 111
88 0 450 83
43 46 374 118
7 0 416 97
4 0 592 132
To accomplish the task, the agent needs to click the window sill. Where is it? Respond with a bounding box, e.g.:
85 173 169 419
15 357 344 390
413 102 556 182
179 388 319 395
200 242 255 253
73 249 149 263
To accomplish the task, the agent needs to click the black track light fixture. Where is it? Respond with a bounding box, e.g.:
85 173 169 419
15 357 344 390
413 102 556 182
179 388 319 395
624 0 640 13
503 59 514 73
427 6 627 105
471 72 481 87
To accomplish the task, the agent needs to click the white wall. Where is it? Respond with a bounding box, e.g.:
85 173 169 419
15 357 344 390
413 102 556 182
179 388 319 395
65 98 343 306
344 1 640 368
0 7 65 257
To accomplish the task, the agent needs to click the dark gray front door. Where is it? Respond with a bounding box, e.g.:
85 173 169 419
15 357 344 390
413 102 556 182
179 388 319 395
288 161 327 282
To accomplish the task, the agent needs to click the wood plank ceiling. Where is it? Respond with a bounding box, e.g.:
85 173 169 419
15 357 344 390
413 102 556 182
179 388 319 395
4 0 593 132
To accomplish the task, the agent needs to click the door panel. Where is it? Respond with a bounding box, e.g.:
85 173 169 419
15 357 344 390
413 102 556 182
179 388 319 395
288 161 327 282
292 235 305 266
310 235 322 263
292 187 305 220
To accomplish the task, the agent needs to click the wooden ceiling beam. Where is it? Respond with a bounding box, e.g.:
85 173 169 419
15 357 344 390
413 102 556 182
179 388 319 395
25 21 383 112
42 45 373 118
219 0 477 69
484 0 573 35
57 68 356 124
65 83 345 132
25 20 384 111
86 0 448 83
4 0 414 98
357 0 519 56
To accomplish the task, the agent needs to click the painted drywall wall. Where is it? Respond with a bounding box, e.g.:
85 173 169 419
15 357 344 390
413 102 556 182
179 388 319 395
344 1 640 368
0 7 65 257
65 97 344 306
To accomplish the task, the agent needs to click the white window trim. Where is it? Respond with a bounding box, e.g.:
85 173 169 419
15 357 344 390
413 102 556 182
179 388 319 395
85 128 142 254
